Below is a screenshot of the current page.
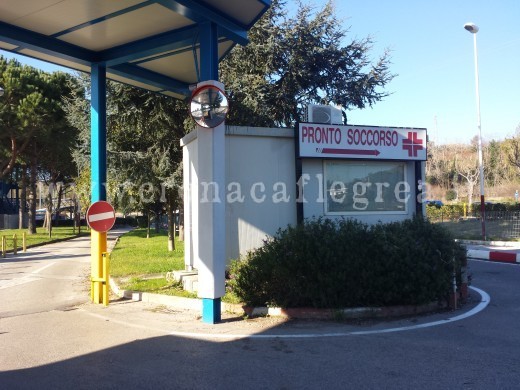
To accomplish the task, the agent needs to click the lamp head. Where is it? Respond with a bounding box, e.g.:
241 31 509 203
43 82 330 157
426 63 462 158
464 23 479 33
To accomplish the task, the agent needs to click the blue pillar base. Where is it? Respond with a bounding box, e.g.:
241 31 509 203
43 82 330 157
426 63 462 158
202 298 221 324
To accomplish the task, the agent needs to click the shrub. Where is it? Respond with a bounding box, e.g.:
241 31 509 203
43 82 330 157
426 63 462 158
228 217 465 309
445 189 457 201
426 203 465 221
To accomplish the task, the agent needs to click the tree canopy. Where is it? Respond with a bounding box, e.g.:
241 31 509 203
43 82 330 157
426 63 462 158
0 56 78 232
219 0 395 127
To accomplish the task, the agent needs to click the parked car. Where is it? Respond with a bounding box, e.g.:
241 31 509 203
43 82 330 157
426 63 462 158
35 209 46 221
425 200 444 207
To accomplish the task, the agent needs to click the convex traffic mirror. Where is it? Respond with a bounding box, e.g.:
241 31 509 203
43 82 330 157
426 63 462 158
190 85 229 128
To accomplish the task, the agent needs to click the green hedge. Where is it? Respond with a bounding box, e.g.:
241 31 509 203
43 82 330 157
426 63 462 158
426 204 465 221
470 202 520 212
228 217 465 309
426 202 520 221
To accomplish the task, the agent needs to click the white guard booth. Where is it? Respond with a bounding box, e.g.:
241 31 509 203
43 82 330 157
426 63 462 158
182 119 427 266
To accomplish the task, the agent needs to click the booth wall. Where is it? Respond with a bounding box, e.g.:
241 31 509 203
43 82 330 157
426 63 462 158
182 126 297 265
225 127 297 261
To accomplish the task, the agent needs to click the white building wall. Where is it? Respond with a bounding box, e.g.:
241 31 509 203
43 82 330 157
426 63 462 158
225 126 296 260
182 126 297 264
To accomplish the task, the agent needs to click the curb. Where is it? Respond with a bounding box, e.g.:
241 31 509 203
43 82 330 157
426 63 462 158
466 248 520 264
109 278 244 315
109 277 452 320
243 300 449 320
457 239 520 264
1 232 89 256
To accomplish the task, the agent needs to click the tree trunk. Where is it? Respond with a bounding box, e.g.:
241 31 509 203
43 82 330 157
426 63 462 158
167 192 175 251
146 211 151 239
18 165 27 229
155 212 160 233
73 196 80 235
178 209 184 242
27 153 37 235
46 188 53 239
467 184 474 208
54 182 63 222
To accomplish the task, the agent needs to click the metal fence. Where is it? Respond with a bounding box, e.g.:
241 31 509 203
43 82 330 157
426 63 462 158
431 210 520 240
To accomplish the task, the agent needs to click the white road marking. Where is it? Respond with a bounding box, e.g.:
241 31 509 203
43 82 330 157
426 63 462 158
32 262 57 274
0 262 56 290
81 286 490 340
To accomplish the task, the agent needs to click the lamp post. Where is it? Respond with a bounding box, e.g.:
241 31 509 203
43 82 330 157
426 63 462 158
464 22 486 240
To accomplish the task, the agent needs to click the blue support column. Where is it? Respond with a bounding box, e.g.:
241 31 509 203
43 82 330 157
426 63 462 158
91 64 107 203
199 22 218 81
90 64 107 304
202 298 221 323
198 22 222 324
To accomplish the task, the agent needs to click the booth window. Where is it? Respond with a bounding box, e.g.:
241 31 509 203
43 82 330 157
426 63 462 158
324 161 407 214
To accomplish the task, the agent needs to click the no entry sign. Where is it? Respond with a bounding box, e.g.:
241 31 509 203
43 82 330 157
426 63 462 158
87 201 116 232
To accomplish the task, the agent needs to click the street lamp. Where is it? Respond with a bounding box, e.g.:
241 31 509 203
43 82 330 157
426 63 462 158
464 22 486 240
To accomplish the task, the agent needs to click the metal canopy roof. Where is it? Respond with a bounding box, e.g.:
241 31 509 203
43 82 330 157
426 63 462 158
0 0 270 100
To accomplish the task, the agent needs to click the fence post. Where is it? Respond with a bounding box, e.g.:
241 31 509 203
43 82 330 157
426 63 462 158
449 257 458 310
13 234 17 255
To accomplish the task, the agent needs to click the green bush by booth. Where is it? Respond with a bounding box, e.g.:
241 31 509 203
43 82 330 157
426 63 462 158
228 217 465 309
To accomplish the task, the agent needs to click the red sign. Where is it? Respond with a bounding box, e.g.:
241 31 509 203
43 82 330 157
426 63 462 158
298 123 427 161
87 201 116 232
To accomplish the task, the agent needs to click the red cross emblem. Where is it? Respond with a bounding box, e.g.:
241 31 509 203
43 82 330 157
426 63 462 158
402 132 424 157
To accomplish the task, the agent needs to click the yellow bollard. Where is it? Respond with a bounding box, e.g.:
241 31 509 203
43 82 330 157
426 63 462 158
102 252 110 307
463 203 467 219
23 232 27 252
91 230 107 304
1 236 5 258
13 234 17 255
91 249 110 306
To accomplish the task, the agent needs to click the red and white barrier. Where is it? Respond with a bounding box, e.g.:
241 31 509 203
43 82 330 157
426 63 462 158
467 249 520 263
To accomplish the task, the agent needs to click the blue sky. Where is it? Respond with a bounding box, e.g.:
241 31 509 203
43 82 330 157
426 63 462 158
336 0 520 144
2 0 519 144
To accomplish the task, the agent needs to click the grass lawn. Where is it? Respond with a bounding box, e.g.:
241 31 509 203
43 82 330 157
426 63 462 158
109 228 195 297
110 228 241 302
0 226 86 251
437 218 520 241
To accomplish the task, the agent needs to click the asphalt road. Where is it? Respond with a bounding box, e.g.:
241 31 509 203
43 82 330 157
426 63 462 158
1 235 519 389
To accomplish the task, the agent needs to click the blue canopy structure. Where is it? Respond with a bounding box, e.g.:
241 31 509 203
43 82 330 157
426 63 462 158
0 0 270 100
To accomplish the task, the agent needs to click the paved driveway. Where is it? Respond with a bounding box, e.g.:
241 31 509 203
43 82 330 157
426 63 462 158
1 234 519 389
